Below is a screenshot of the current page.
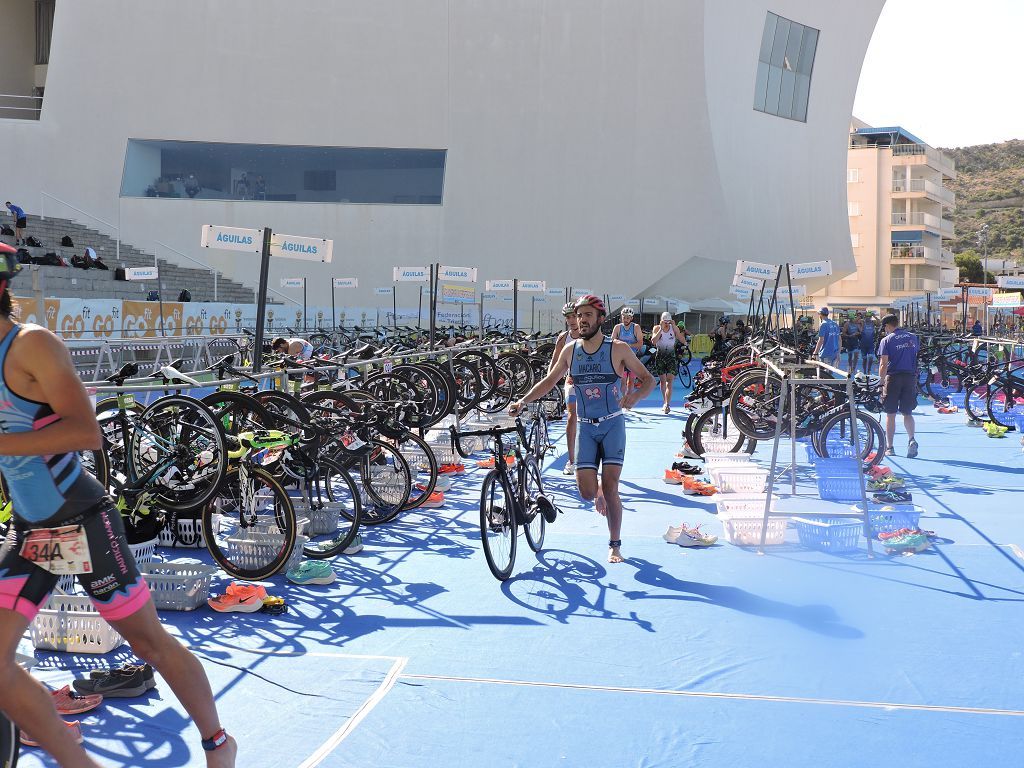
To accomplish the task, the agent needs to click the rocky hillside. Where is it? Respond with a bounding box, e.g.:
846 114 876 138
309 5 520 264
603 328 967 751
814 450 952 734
941 139 1024 261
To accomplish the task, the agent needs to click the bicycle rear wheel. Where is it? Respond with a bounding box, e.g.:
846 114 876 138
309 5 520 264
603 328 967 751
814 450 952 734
520 456 546 553
480 469 516 580
203 464 297 580
303 458 362 559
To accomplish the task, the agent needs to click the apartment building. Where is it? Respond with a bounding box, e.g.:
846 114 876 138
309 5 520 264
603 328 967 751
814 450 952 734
817 119 957 314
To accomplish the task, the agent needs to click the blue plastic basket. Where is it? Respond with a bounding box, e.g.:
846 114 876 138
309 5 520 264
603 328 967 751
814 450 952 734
948 392 966 408
815 458 863 502
866 506 921 536
804 441 859 464
792 517 862 553
1014 413 1024 433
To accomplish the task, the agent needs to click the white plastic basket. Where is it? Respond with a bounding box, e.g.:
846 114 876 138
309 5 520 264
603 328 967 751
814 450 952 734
54 537 158 595
710 467 769 494
703 452 753 470
29 595 124 654
715 493 787 546
157 517 208 548
285 535 309 572
141 562 217 611
226 529 295 575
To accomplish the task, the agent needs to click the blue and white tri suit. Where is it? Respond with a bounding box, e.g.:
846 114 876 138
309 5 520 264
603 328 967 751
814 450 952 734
569 338 625 470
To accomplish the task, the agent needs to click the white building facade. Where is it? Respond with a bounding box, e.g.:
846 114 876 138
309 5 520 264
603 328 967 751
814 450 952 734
1 0 885 313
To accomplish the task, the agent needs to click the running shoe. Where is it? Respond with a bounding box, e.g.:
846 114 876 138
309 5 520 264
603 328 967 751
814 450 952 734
21 720 82 748
534 493 558 524
663 469 684 485
878 527 917 541
419 491 445 508
562 462 575 476
867 475 905 491
671 462 703 475
937 406 958 414
50 685 103 715
87 663 155 683
883 531 931 554
682 478 718 496
866 465 892 480
208 584 267 613
286 560 336 585
663 525 685 543
74 665 156 697
438 463 466 474
906 438 920 457
675 524 718 547
872 490 913 504
681 444 702 460
984 422 1008 438
431 475 452 492
343 534 364 555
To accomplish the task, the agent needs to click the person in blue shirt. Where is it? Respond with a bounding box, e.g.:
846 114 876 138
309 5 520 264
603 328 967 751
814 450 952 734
859 314 878 375
812 308 842 368
877 313 920 458
971 318 983 336
5 202 26 246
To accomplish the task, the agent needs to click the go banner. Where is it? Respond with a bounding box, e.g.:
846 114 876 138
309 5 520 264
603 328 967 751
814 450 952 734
122 300 185 338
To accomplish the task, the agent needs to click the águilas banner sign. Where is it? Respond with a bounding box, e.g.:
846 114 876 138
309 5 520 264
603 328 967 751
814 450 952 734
968 287 994 297
773 284 807 297
280 278 305 289
519 280 546 292
732 275 764 290
485 279 514 291
996 276 1024 290
332 277 358 289
547 288 564 297
375 286 392 296
729 286 753 298
439 265 478 282
125 267 159 281
737 260 780 280
201 225 263 253
269 233 333 263
393 266 429 282
788 260 833 280
936 288 961 301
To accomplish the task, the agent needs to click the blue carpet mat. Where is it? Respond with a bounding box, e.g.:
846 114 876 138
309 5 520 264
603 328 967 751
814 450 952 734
18 387 1024 766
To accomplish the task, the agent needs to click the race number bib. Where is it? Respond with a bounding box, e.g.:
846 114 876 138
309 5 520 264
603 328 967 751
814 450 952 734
20 524 93 575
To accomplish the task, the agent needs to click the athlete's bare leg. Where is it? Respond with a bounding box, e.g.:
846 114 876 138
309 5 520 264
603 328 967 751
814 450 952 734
565 399 577 465
576 465 624 562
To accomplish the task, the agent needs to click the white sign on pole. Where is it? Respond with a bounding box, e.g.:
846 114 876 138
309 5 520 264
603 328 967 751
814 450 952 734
519 280 546 292
481 292 497 300
201 225 263 253
280 278 305 289
546 288 564 297
733 275 764 291
624 299 641 307
609 294 626 303
486 279 514 291
774 284 807 298
269 233 333 263
333 277 358 289
534 296 547 303
968 287 994 297
438 265 478 282
738 260 780 280
788 260 834 280
572 288 593 296
730 286 753 298
996 276 1024 290
936 288 960 301
375 287 392 296
393 266 429 282
125 267 159 281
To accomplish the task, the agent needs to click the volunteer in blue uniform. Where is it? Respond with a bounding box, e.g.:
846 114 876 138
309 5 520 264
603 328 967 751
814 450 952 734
510 296 655 563
0 248 236 767
812 307 842 368
877 313 920 458
860 314 878 375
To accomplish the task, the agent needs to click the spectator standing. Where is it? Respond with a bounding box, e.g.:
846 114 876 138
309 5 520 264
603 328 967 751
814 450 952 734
877 313 920 458
860 314 877 375
813 308 841 368
5 202 27 246
843 312 862 373
971 318 983 336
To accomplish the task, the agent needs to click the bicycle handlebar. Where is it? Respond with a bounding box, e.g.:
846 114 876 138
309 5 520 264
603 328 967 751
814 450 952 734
449 419 526 460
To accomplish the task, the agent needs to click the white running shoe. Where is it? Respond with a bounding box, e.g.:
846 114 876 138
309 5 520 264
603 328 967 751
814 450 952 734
662 525 684 544
682 444 701 460
562 462 574 475
676 524 717 548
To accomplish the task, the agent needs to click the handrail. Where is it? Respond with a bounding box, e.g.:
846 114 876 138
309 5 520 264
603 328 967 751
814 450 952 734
40 191 121 261
154 239 218 302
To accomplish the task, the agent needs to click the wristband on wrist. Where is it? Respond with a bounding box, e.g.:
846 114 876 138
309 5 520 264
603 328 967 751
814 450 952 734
202 728 228 752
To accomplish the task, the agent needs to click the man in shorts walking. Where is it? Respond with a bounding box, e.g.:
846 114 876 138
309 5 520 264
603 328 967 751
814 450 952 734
0 247 236 767
813 307 841 368
510 295 655 563
877 313 920 458
549 302 581 474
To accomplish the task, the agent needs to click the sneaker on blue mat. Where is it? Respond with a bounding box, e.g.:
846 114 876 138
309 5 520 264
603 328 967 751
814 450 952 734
286 560 336 585
343 534 363 555
906 439 919 458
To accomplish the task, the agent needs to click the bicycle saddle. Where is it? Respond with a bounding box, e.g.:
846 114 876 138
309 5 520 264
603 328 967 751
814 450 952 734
106 362 140 383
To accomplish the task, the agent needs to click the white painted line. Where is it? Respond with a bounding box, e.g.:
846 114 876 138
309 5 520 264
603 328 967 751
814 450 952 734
298 656 409 768
399 672 1024 718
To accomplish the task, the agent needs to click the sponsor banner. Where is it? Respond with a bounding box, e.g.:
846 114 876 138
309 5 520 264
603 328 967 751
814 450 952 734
992 292 1022 308
122 300 185 338
201 225 263 253
733 275 764 291
393 266 429 282
375 287 393 296
57 299 122 340
10 297 58 331
738 260 780 280
333 277 358 289
280 278 305 289
438 265 477 282
788 260 833 280
996 276 1024 290
440 284 476 305
270 233 333 263
125 267 159 281
486 279 514 291
519 280 546 292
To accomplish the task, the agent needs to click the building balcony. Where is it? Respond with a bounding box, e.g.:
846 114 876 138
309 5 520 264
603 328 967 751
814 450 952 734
891 211 954 236
891 143 957 179
890 246 954 265
891 178 955 205
890 277 940 293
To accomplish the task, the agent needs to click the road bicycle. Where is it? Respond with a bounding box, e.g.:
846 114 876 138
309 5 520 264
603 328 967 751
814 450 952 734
450 419 558 581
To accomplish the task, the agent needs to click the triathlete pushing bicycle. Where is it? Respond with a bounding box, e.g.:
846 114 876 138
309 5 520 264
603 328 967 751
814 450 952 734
0 248 236 767
510 295 655 563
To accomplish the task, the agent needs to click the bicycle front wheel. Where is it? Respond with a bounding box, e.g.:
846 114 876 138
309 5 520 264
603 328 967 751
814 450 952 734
480 469 516 580
303 458 362 559
203 464 297 580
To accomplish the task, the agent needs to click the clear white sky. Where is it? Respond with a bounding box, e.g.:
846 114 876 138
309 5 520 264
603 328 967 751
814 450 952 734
853 0 1023 149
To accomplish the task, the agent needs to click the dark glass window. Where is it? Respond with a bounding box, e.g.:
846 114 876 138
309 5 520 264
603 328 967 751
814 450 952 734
754 12 819 122
121 140 446 204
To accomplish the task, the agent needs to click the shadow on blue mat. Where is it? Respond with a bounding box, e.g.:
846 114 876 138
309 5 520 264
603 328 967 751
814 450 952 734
500 549 863 639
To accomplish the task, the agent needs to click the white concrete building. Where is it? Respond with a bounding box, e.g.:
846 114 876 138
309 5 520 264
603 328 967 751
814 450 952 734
0 0 885 316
